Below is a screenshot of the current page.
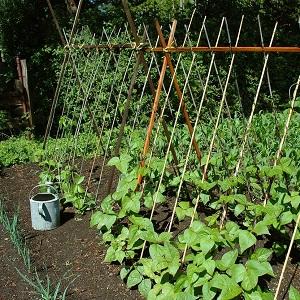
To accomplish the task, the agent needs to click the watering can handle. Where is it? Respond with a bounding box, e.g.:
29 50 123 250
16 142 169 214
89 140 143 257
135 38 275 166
29 184 58 200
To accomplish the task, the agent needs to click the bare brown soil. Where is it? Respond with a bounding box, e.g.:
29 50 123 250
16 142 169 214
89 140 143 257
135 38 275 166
0 162 300 299
0 163 141 300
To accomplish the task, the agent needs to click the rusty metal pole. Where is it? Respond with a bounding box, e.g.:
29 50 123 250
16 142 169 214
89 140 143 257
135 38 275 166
155 20 204 165
122 0 180 183
69 45 300 53
137 21 177 184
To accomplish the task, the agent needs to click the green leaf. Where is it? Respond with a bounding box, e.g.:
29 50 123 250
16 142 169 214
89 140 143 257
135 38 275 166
211 273 242 299
227 264 246 283
144 193 153 208
107 156 119 167
198 181 216 191
115 249 125 264
120 267 130 280
129 216 153 230
239 230 256 254
246 260 274 276
127 269 143 288
216 249 238 271
200 193 210 205
234 204 245 216
280 211 295 225
253 221 270 235
120 194 140 216
289 285 300 300
90 211 116 231
100 195 114 214
104 246 116 262
203 259 215 276
251 248 273 262
202 283 216 300
244 290 270 300
138 279 152 298
199 236 215 254
291 195 300 209
176 207 187 221
241 269 258 291
174 292 196 300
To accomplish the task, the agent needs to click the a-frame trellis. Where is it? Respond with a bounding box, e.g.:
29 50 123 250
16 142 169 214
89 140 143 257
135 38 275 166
43 0 300 297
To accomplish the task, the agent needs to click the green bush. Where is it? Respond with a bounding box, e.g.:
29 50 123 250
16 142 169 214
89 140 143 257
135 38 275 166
0 136 42 167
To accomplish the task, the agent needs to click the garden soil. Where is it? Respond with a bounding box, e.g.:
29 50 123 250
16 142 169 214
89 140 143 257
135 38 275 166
0 163 141 300
0 163 300 299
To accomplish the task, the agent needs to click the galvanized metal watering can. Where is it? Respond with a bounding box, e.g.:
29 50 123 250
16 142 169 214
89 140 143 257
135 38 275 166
29 184 60 231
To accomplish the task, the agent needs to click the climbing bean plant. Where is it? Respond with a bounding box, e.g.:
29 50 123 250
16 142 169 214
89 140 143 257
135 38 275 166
91 109 300 299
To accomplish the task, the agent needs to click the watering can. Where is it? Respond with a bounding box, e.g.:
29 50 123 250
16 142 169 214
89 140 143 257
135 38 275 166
29 184 60 231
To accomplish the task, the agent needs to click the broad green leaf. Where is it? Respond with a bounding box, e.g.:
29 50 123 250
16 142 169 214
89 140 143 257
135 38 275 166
216 249 238 271
202 283 216 300
200 193 210 205
198 181 216 191
191 220 206 232
203 259 215 276
144 193 153 208
90 211 102 227
243 290 264 300
246 260 274 277
174 292 196 300
140 258 157 280
176 207 187 221
234 204 245 216
253 221 270 235
115 249 125 264
199 236 215 254
289 285 300 300
280 211 294 225
138 278 152 298
239 230 256 254
291 195 300 209
90 211 116 231
179 201 190 209
127 269 143 288
227 264 246 283
107 156 119 167
140 229 159 243
100 195 114 214
120 193 140 216
241 269 258 291
157 232 172 243
104 246 116 262
250 248 273 262
211 273 242 299
120 267 130 280
129 216 153 230
182 228 198 246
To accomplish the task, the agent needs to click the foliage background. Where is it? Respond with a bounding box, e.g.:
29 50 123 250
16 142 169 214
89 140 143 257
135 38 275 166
0 0 299 135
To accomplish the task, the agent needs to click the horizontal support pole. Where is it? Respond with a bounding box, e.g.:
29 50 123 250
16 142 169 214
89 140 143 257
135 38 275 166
67 44 300 53
150 46 300 53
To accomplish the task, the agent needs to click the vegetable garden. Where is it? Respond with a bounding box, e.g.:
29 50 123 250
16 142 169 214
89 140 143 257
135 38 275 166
1 1 300 299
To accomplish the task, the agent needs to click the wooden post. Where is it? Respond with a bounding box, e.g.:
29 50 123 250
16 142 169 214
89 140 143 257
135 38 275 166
20 59 33 129
137 20 177 184
122 0 180 185
155 20 203 166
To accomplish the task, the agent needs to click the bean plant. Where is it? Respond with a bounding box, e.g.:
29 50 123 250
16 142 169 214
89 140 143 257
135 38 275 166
90 109 300 299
